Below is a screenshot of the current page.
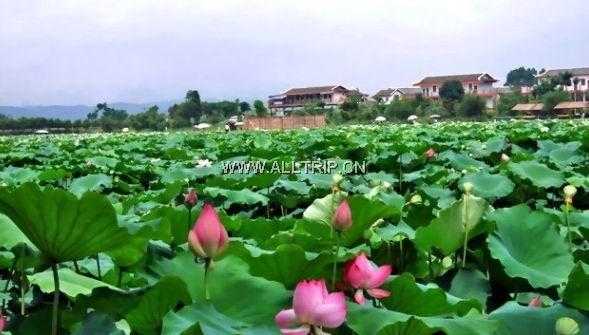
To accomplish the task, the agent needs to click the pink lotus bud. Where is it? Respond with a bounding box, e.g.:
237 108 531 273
528 295 542 307
425 148 437 159
332 200 352 231
188 203 228 259
343 253 392 304
275 279 346 333
184 188 198 207
0 311 5 332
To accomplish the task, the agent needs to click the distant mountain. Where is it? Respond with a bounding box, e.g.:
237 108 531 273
0 101 180 120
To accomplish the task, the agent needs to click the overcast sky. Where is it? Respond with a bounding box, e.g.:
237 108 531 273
1 0 587 105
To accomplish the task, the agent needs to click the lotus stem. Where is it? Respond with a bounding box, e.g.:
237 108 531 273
204 258 212 301
73 260 80 274
117 268 124 288
462 194 470 268
20 247 25 315
95 255 102 280
51 263 60 335
564 205 572 251
331 232 340 290
399 239 404 271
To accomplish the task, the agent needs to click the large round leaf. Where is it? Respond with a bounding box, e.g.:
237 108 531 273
562 262 589 311
459 172 514 199
28 267 123 298
490 301 589 335
487 205 574 288
347 303 499 335
508 161 565 188
415 194 488 255
0 183 130 262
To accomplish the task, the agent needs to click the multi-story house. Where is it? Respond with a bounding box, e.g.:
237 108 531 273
536 67 589 101
413 73 498 108
268 85 365 115
372 87 423 104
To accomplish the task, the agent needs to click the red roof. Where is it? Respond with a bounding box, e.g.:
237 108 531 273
414 73 497 86
283 85 347 96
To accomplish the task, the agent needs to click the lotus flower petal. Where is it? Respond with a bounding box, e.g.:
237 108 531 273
275 309 298 328
188 203 229 259
332 200 352 231
293 280 328 324
312 292 347 328
367 288 391 299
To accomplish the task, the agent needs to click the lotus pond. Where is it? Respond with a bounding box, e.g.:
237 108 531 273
0 120 589 335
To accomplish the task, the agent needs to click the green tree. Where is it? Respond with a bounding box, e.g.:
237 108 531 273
129 105 166 131
439 80 465 102
497 92 527 116
457 95 486 118
253 100 268 117
385 99 415 120
239 101 250 112
541 89 569 113
505 67 537 87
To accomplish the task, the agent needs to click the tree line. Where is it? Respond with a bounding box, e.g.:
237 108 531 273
0 90 271 132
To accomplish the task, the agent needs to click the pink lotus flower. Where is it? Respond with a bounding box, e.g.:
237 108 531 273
343 253 392 304
275 279 347 334
528 296 542 307
425 148 437 159
188 203 229 259
332 200 352 231
184 188 198 207
0 310 5 332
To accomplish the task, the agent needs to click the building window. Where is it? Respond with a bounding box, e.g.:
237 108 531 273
469 83 473 90
474 84 478 91
581 79 586 86
433 85 437 93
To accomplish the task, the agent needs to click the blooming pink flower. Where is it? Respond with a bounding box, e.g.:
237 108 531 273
0 310 5 332
275 279 347 334
184 188 198 207
343 253 392 304
425 148 437 159
528 296 542 308
332 200 352 231
188 203 229 259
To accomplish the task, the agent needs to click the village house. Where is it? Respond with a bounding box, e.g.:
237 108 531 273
372 87 423 104
536 67 589 101
268 85 365 115
413 73 498 108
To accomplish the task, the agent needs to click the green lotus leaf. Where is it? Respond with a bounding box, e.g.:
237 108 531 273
28 267 123 298
69 173 113 197
562 262 589 311
415 194 489 255
347 303 500 335
459 172 514 199
126 276 192 335
149 252 288 326
383 273 482 316
508 161 565 188
0 183 130 262
489 301 589 335
487 205 574 288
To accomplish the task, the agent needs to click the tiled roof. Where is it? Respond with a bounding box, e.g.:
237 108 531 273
414 73 497 85
538 67 589 77
283 86 345 95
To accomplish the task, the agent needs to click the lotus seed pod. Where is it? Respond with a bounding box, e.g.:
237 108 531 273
564 185 577 206
463 182 474 194
564 185 577 198
500 153 510 162
410 194 422 204
555 317 579 335
332 173 344 186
